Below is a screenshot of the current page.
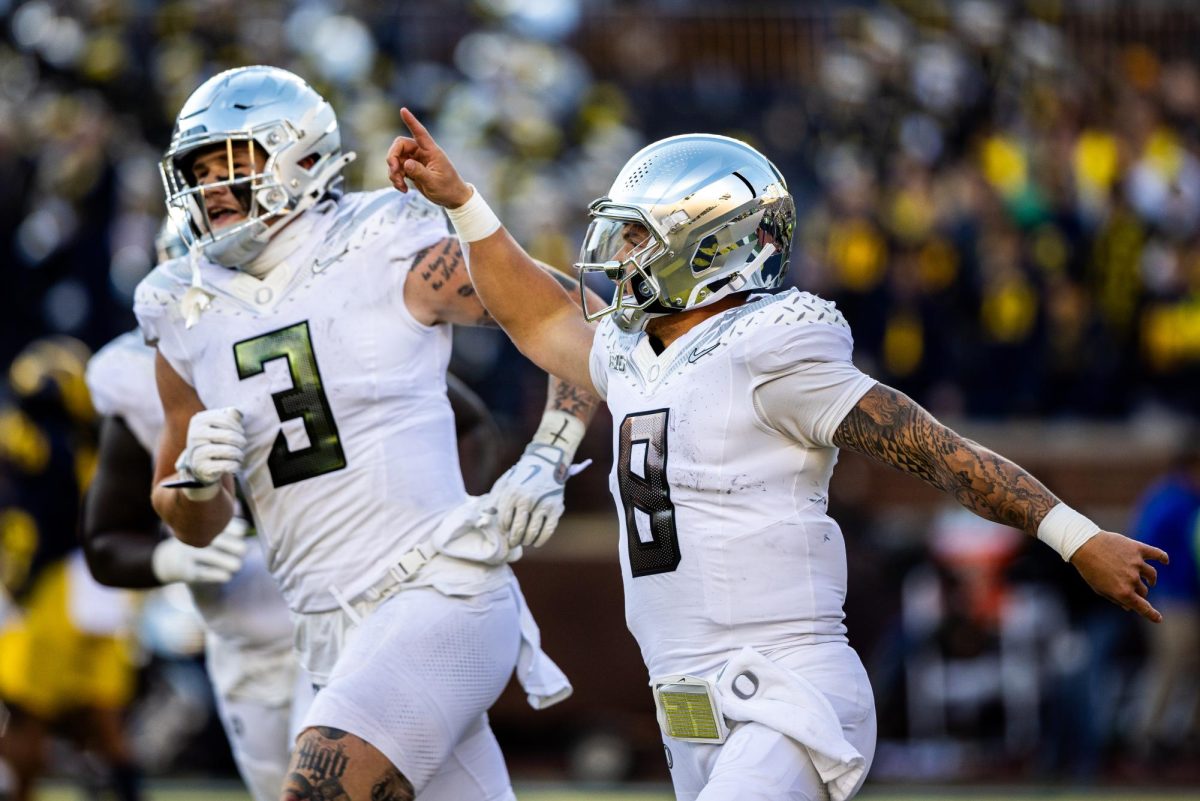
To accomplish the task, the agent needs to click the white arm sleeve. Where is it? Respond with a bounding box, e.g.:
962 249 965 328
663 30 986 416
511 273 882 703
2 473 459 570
752 361 877 449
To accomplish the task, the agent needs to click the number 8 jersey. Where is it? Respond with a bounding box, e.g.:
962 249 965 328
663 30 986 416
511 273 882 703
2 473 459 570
588 289 877 679
135 190 467 613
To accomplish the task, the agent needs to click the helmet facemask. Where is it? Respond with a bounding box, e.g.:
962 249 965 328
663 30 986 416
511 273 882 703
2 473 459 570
162 135 277 266
577 201 671 330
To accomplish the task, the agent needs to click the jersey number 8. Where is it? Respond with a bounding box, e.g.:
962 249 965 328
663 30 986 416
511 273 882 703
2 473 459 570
618 409 681 577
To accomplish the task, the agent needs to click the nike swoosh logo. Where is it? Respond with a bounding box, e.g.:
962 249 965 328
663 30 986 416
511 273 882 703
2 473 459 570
688 344 720 363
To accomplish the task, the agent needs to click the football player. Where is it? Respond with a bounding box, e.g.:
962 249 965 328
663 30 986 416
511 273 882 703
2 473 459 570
134 67 599 801
84 327 304 801
388 111 1170 801
83 323 507 801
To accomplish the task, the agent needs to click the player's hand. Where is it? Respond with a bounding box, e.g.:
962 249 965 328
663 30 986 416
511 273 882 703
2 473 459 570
151 517 249 584
489 443 572 549
175 407 245 486
386 108 473 209
1070 531 1169 623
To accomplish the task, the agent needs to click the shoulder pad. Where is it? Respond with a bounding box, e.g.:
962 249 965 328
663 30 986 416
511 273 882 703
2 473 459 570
133 258 191 308
86 332 155 418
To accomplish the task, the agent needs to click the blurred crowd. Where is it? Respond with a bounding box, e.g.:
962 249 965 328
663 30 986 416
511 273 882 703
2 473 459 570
2 1 1200 421
2 0 1200 792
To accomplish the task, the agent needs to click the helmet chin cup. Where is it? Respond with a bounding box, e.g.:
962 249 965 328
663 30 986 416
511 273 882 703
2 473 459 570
201 218 271 267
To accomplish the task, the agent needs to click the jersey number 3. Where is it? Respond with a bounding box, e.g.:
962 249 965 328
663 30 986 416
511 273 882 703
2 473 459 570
233 321 346 487
617 409 681 577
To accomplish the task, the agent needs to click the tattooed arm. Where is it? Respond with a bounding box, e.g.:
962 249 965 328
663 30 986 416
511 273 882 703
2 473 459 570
832 383 1169 622
403 238 600 423
832 384 1058 534
402 236 599 546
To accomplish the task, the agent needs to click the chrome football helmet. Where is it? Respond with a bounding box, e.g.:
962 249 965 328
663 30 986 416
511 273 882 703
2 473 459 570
160 66 355 268
576 134 795 332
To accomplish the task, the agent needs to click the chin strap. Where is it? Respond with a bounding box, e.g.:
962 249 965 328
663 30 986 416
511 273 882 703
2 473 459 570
181 246 213 329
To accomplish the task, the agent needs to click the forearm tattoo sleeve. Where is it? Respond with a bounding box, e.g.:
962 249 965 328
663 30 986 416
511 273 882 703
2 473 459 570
833 384 1060 535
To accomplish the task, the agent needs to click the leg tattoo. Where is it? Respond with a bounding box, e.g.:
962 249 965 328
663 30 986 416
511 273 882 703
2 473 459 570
282 728 413 801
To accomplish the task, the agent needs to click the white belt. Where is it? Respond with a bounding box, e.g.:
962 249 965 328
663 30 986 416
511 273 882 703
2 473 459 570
328 543 436 624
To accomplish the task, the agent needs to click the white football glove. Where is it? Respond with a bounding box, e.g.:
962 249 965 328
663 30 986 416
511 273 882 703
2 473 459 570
490 443 590 549
151 517 249 585
174 407 246 486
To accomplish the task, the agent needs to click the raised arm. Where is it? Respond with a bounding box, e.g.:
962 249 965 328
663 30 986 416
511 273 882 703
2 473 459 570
832 383 1169 622
387 107 598 395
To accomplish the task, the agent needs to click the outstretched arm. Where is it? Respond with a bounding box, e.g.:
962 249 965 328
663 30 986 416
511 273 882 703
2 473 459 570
388 107 598 395
832 383 1169 622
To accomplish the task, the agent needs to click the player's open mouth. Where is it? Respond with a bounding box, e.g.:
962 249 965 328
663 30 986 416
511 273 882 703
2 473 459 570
207 207 243 228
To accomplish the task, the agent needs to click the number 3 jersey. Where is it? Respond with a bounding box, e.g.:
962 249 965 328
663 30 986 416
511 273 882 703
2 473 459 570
134 190 467 613
588 289 877 679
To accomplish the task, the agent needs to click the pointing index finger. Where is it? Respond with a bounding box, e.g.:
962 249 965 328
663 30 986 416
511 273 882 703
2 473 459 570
401 107 434 148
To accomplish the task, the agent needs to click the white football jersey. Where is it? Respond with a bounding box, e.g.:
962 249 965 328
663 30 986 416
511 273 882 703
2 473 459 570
588 289 876 678
134 190 466 612
87 331 163 455
86 331 294 650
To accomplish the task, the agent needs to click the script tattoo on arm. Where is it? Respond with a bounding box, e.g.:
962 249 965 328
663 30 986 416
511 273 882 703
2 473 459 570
409 238 497 326
832 384 1060 535
411 239 462 293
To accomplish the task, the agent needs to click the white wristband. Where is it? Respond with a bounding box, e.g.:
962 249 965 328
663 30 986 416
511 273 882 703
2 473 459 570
532 409 586 463
445 185 502 243
1037 502 1101 562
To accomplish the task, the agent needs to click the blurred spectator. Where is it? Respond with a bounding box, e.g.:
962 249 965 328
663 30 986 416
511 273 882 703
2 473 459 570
3 2 1200 422
1131 431 1200 757
0 337 141 801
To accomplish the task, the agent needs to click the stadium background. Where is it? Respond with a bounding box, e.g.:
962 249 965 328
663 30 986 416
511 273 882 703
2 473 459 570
2 0 1199 798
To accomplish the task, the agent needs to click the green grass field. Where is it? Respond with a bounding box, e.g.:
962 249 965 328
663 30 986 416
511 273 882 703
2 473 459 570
31 783 1200 801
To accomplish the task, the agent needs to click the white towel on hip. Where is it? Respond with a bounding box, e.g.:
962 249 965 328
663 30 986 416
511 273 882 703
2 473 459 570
715 646 866 801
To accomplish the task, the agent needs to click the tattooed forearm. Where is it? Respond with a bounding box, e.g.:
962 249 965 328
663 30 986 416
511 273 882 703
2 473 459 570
548 375 600 422
832 384 1059 535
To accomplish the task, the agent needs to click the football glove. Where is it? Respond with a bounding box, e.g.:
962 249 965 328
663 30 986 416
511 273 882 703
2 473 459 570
490 443 590 549
174 407 246 486
151 517 249 585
